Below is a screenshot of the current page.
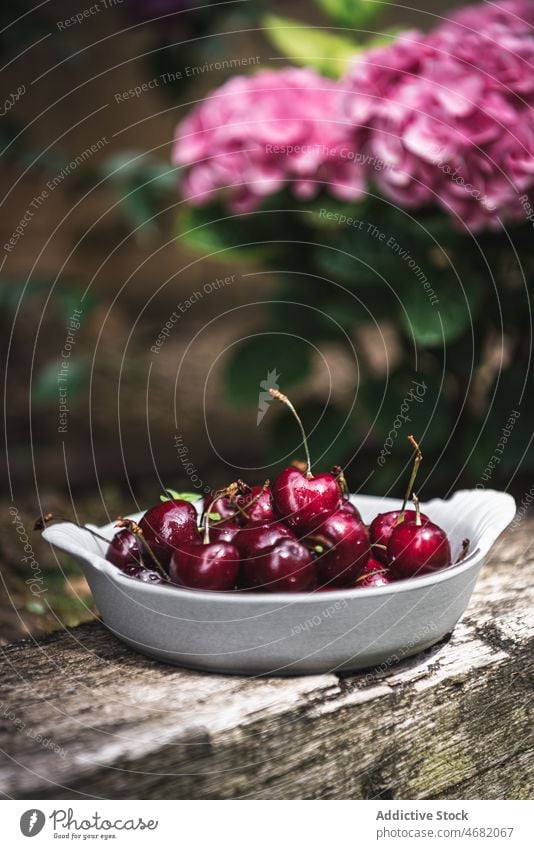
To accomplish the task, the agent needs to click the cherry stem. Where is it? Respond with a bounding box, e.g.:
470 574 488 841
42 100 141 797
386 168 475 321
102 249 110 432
115 518 168 580
201 480 251 528
412 493 422 526
203 499 217 544
397 435 423 524
356 567 388 583
202 487 234 543
455 538 470 563
269 388 312 478
34 513 111 546
331 465 348 497
239 479 270 522
303 534 333 553
200 484 231 528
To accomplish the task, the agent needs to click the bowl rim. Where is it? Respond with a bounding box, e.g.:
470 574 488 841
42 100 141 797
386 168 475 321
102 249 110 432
43 488 516 605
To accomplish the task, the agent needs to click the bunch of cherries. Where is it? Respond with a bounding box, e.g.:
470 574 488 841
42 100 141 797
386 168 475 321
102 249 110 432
37 390 465 593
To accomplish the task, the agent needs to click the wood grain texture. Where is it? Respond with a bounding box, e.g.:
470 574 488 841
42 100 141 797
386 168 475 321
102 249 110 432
1 519 533 800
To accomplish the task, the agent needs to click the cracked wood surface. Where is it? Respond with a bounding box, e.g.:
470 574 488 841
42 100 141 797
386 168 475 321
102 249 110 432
0 519 533 800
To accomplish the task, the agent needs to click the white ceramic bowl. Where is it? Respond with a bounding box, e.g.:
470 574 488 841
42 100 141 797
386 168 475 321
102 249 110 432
43 489 515 676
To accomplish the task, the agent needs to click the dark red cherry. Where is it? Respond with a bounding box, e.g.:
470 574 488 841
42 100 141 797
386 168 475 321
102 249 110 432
240 485 276 524
387 518 451 579
204 482 273 526
358 570 390 588
139 499 200 567
122 564 165 584
169 541 240 591
356 557 391 588
370 434 427 564
338 499 362 521
240 539 316 593
308 509 369 588
369 509 429 564
234 521 297 560
204 491 239 522
107 529 142 570
268 388 341 534
208 521 241 545
272 467 341 534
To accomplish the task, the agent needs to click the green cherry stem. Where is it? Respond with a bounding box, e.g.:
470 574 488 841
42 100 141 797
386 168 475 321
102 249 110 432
331 464 348 497
412 494 422 527
238 479 270 522
202 481 249 542
397 435 423 525
202 492 226 544
199 482 235 529
269 388 312 478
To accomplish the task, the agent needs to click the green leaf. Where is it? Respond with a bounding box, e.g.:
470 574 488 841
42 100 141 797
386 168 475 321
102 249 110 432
160 490 202 503
118 183 158 237
25 601 45 615
401 274 484 347
262 15 358 77
0 276 53 312
298 198 365 230
313 0 384 29
177 206 270 261
55 287 95 323
224 335 312 408
102 152 177 238
33 359 88 404
208 512 221 521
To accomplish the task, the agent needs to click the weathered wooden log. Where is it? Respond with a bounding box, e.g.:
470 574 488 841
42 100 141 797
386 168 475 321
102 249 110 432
1 519 533 800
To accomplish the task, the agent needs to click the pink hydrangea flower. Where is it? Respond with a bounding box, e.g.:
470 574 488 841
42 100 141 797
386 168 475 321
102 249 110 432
343 0 534 230
172 68 366 212
174 1 534 230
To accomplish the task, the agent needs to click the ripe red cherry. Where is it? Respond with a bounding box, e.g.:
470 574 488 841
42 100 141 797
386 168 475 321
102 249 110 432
208 521 241 545
356 557 391 588
169 541 240 591
234 521 296 560
308 509 369 588
204 481 273 526
369 435 428 564
122 564 165 584
369 509 429 564
268 389 342 534
338 499 362 521
107 529 142 570
204 491 239 522
240 539 316 593
139 499 200 567
240 485 276 524
387 511 451 579
272 466 341 534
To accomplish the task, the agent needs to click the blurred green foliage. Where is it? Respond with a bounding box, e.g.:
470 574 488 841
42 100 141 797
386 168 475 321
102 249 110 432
179 191 534 495
175 1 534 495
